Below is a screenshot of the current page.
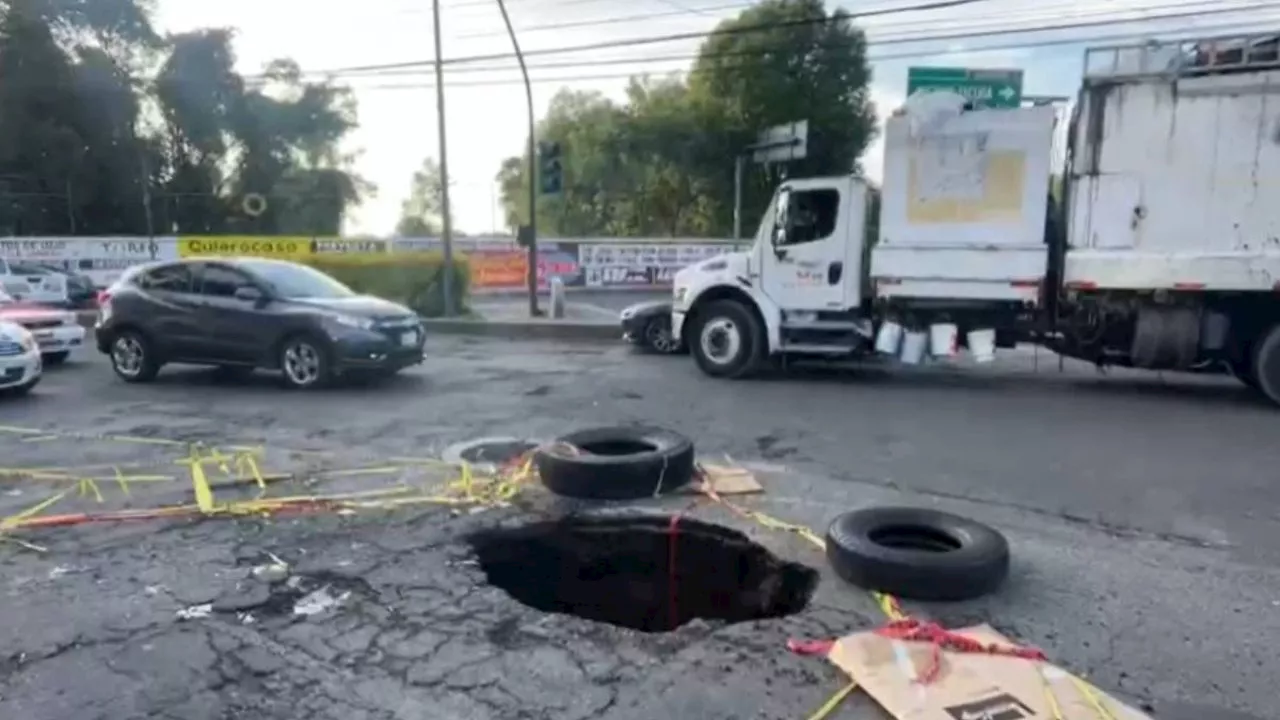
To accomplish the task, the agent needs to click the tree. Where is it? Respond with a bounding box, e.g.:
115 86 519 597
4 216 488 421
688 0 876 235
395 157 449 236
0 0 368 237
493 0 876 239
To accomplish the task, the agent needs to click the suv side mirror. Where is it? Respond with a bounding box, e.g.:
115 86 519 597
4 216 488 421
234 285 265 303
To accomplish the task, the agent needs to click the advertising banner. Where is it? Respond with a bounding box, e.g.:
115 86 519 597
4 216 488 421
1 236 739 291
177 236 313 259
312 238 390 258
0 237 168 287
466 245 584 292
577 242 730 288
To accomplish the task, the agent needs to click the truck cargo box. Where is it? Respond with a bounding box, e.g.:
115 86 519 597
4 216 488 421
872 102 1057 304
1065 36 1280 292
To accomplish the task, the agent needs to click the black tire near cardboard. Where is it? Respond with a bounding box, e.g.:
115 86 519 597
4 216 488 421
535 426 695 500
825 506 1010 601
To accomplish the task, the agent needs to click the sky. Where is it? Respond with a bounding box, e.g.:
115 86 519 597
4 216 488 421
151 0 1280 237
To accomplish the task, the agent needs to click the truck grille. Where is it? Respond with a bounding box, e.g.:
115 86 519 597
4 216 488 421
0 341 23 357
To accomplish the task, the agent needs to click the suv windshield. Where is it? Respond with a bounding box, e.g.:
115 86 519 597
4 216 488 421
239 260 355 300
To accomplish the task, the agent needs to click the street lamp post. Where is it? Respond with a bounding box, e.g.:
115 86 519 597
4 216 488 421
495 0 541 316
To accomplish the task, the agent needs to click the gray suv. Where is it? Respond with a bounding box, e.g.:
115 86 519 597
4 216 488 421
95 257 424 389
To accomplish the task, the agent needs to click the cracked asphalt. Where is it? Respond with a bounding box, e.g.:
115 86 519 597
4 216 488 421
1 336 1277 720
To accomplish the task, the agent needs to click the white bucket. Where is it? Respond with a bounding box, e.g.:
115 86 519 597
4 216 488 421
874 321 904 355
929 323 959 358
900 330 928 365
966 328 997 363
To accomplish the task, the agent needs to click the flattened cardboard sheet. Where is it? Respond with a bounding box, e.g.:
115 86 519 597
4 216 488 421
826 624 1153 720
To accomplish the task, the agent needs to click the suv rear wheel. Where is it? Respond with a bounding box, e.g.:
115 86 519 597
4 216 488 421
110 330 160 383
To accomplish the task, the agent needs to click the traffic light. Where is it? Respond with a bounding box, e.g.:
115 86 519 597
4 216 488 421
538 141 563 196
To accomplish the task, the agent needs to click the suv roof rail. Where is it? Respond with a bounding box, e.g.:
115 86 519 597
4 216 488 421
1084 32 1280 82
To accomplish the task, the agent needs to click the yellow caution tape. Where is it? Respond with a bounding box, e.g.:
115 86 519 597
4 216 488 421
1 488 71 530
804 681 858 720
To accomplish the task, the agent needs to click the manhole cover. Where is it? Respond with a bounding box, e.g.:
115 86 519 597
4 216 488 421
467 515 818 633
442 437 540 470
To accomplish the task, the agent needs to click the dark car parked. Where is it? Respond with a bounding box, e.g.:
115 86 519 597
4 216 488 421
95 257 424 389
620 300 684 354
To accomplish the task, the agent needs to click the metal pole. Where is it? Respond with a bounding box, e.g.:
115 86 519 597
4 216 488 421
432 0 457 316
495 0 540 316
732 154 744 240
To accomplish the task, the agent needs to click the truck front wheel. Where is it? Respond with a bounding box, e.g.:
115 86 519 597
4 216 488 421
689 300 764 378
1251 324 1280 406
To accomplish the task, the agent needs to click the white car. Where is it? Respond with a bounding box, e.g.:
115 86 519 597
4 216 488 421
0 319 41 396
0 286 86 364
0 258 69 306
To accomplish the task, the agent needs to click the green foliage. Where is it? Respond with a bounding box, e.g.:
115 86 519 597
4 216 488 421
303 254 470 318
395 157 448 236
0 0 368 236
495 0 875 239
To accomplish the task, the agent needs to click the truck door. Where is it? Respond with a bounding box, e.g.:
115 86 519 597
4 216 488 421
759 182 850 310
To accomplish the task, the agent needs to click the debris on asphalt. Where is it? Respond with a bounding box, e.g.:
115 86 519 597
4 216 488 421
824 624 1153 720
176 603 213 621
292 585 350 617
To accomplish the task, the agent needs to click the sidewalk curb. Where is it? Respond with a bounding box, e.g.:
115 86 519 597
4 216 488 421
421 318 619 342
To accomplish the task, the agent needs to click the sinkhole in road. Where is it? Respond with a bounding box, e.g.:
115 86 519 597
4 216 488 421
467 515 819 633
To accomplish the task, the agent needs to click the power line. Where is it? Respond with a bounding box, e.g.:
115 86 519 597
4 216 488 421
442 0 1275 65
451 0 754 39
283 0 992 76
267 1 1279 80
322 19 1280 91
405 0 1259 65
295 6 1262 81
450 0 1218 41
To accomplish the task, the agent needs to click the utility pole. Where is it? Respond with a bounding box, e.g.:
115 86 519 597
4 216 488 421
432 0 457 316
495 0 541 316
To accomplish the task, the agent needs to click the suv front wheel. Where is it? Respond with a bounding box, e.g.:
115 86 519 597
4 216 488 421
110 330 161 383
279 335 332 390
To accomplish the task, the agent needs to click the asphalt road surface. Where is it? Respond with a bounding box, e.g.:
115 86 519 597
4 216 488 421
0 338 1277 720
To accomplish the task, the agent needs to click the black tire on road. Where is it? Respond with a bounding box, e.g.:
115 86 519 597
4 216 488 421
1251 324 1280 406
535 426 695 500
642 315 682 355
825 506 1010 602
689 300 764 378
43 351 69 366
110 330 160 383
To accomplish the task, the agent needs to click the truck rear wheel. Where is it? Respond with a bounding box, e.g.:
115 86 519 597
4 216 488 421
689 300 764 378
1251 324 1280 406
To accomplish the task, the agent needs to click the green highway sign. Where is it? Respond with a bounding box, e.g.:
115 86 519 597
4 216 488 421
906 66 1024 109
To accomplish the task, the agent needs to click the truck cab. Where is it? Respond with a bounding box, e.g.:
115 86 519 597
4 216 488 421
671 175 872 376
673 100 1058 378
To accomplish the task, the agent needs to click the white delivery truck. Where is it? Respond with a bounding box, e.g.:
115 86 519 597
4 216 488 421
671 34 1280 406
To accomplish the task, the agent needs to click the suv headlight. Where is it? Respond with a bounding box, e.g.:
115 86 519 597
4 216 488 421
329 313 375 331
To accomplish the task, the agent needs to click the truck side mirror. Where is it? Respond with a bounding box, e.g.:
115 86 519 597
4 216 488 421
772 188 793 257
